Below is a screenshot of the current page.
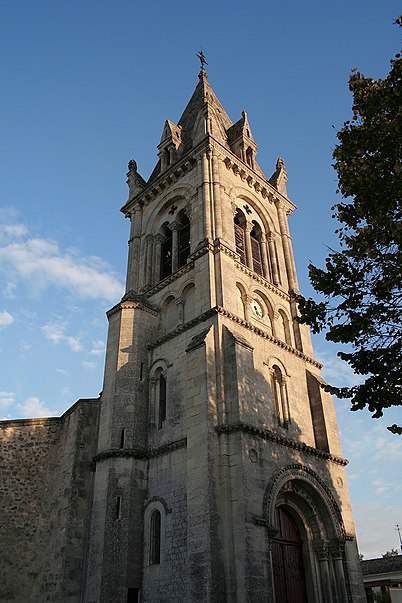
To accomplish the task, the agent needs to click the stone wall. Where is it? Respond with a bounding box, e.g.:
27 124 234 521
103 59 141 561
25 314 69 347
0 398 99 602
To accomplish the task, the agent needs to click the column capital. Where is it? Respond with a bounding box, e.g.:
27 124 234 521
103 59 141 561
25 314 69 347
331 540 345 560
314 540 330 561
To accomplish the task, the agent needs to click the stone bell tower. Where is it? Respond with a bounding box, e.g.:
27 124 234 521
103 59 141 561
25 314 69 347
84 66 365 602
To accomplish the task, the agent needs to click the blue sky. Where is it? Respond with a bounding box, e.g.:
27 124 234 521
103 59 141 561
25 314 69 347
1 0 401 559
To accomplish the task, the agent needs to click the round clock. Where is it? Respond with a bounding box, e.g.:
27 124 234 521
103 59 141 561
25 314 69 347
250 299 263 318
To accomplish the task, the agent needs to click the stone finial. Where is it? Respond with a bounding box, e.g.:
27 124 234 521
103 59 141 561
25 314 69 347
126 159 146 198
269 157 288 197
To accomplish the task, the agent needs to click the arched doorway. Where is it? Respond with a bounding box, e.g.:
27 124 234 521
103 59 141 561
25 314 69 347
272 506 308 603
264 466 351 603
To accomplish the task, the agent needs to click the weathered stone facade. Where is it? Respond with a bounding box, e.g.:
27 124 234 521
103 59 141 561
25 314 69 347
0 400 99 602
0 68 366 602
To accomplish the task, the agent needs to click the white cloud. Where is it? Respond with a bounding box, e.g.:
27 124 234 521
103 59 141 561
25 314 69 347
41 321 83 352
3 282 17 298
354 502 402 559
346 422 402 462
0 310 14 327
17 396 56 418
0 391 15 408
56 368 69 375
20 340 33 352
90 339 105 356
0 222 123 302
81 360 96 370
0 223 28 240
316 349 364 389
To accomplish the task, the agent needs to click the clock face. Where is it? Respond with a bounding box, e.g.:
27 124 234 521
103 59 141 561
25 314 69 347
250 299 263 318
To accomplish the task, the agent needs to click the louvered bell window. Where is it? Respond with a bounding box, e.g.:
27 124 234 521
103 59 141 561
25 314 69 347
161 233 173 279
178 219 190 268
250 234 263 276
234 224 246 265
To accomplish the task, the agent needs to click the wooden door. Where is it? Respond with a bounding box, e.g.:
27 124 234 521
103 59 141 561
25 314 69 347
272 507 308 603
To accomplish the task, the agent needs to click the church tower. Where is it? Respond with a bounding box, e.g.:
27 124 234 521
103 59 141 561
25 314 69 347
84 66 365 602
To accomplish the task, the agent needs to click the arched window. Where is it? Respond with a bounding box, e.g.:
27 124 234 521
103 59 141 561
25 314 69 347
149 510 161 565
178 214 190 268
159 212 191 281
246 146 254 168
250 221 264 277
160 225 172 279
158 373 167 429
234 209 246 265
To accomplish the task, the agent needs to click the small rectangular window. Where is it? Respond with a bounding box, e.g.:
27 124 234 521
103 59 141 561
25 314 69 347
140 362 144 381
127 587 139 603
120 429 125 449
116 496 122 520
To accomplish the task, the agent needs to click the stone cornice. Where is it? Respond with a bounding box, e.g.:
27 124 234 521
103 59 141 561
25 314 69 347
107 296 159 319
143 260 195 297
148 307 217 350
120 134 295 216
215 306 322 368
215 422 348 466
214 240 290 302
93 437 187 466
121 155 197 214
147 304 321 369
221 155 296 214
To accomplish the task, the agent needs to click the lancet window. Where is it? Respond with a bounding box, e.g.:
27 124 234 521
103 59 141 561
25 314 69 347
158 373 167 429
233 209 278 282
149 510 161 565
234 209 246 265
178 214 190 268
160 225 173 280
250 221 264 277
159 211 190 281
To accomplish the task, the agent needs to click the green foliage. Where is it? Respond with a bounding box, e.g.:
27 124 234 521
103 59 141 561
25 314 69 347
296 18 402 431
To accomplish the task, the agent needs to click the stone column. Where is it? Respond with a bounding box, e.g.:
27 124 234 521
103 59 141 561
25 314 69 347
260 232 270 280
280 376 290 426
153 235 164 285
267 526 279 603
145 234 154 288
170 221 180 273
331 540 348 603
315 540 333 603
276 203 298 291
212 153 223 241
245 222 253 270
268 234 280 286
244 295 252 323
176 297 185 325
126 204 143 293
202 150 212 241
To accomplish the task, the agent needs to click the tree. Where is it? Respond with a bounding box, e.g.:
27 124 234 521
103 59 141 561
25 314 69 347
296 18 402 433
